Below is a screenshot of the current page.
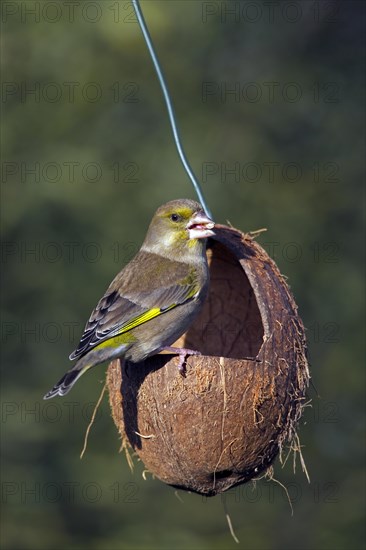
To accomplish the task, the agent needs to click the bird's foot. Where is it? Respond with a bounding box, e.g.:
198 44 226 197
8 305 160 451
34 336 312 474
158 346 202 377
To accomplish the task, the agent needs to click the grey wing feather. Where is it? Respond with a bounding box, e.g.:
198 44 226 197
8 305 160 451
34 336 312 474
69 263 199 361
69 291 147 360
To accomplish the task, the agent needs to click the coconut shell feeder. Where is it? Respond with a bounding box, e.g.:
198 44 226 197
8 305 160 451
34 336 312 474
107 224 310 496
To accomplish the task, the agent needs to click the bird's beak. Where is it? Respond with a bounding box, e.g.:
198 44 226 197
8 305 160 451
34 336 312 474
187 211 215 240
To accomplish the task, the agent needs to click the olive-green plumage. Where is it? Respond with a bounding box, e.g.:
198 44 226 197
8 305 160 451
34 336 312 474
44 199 215 399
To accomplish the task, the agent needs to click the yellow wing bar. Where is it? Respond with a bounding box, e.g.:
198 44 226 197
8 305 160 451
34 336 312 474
119 307 165 333
92 305 176 351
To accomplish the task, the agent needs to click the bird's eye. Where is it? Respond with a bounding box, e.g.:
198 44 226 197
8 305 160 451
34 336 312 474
170 213 180 222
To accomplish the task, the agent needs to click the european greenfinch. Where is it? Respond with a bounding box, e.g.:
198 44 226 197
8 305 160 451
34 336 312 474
44 199 215 399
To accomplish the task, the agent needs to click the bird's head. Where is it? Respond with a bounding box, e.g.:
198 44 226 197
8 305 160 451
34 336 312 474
142 199 215 258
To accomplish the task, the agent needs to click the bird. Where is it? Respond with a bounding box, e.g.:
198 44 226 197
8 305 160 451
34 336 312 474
43 199 215 399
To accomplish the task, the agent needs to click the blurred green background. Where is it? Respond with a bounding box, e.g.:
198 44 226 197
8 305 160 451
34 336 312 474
1 1 365 549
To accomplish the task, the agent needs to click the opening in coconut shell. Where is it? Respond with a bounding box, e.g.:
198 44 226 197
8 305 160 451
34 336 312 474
107 225 309 496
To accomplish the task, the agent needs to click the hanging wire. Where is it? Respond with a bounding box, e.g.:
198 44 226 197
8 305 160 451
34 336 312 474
131 0 213 219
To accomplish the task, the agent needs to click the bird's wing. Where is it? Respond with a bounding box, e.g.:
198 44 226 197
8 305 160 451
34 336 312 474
69 255 200 361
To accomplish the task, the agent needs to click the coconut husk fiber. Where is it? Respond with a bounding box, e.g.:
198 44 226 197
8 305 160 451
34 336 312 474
107 224 310 496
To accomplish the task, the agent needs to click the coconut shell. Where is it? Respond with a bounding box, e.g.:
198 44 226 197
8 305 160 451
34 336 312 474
107 224 310 496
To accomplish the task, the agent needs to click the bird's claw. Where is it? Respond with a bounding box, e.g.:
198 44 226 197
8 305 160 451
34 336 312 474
177 349 201 377
158 346 201 377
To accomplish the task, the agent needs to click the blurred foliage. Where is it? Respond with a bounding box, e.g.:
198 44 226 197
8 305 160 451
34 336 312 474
1 1 365 549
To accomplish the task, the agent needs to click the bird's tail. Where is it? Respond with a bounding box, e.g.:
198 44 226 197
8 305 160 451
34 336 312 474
43 359 92 400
